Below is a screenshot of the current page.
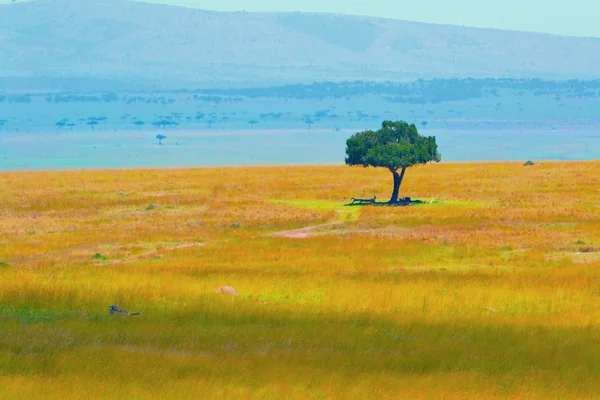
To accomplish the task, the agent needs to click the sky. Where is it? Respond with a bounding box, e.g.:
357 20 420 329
136 0 600 38
3 0 599 38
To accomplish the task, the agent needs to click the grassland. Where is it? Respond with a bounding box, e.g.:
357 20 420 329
0 162 599 399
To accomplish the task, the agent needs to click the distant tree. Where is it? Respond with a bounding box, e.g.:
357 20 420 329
67 123 76 131
133 121 145 128
156 134 167 145
87 120 99 131
55 121 66 130
355 111 369 121
421 121 428 127
345 121 440 204
153 119 178 130
304 118 314 129
248 120 258 128
206 119 215 129
314 110 330 119
101 93 118 102
171 112 184 121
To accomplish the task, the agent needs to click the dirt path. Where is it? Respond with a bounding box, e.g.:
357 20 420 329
267 222 345 239
109 242 205 264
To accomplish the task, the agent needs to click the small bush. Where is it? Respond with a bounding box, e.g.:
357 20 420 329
523 160 535 166
92 253 108 261
0 262 10 268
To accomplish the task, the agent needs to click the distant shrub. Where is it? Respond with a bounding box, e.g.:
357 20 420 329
523 160 535 166
101 92 119 102
92 253 108 261
0 262 10 267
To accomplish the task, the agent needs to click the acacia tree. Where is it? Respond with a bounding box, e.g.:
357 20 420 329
345 120 440 204
87 120 99 131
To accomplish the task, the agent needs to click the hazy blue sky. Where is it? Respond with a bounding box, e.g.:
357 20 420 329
134 0 600 37
3 0 599 38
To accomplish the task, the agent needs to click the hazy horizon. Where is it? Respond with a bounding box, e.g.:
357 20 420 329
2 0 599 38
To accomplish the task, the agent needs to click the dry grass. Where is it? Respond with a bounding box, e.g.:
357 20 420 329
0 162 599 399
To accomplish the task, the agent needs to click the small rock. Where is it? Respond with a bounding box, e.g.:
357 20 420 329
215 286 239 296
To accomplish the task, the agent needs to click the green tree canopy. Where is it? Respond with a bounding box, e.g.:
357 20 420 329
346 120 441 203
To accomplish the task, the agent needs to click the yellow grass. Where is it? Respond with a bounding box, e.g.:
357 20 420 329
0 162 599 399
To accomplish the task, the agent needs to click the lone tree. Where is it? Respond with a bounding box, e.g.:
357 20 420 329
345 121 440 204
87 120 99 131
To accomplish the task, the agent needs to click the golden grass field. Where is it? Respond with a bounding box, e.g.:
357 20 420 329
0 162 599 399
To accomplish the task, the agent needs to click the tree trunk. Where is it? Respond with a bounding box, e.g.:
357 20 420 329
388 167 407 204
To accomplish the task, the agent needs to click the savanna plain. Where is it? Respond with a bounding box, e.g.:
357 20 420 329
0 162 599 399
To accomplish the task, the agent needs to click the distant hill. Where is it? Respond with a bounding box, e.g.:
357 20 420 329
1 0 600 90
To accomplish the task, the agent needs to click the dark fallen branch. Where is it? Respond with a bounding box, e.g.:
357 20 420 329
346 196 425 207
349 195 376 205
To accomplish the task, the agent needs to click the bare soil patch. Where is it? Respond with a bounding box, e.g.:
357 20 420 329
268 222 345 239
109 242 205 264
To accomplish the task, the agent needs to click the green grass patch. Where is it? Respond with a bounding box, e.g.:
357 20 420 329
270 199 345 210
414 198 495 208
0 261 10 268
270 199 361 221
0 306 76 324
